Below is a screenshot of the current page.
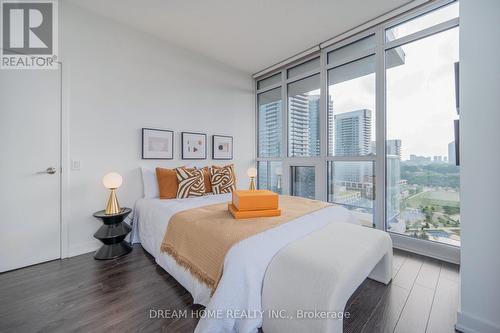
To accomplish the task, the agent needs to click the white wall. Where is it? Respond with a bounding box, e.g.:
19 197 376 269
457 1 500 332
60 1 255 256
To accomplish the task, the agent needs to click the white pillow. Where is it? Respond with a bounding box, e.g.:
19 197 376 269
141 167 160 198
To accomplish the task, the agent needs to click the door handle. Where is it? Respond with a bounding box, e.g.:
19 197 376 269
39 167 57 175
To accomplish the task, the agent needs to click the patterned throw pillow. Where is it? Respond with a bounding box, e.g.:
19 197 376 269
176 167 206 198
210 164 236 194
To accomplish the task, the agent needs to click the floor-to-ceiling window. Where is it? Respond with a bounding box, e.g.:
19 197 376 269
326 37 377 227
287 64 321 199
257 73 283 193
255 0 459 258
285 57 322 199
385 1 460 246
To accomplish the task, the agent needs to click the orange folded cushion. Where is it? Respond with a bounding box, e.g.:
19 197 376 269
228 203 281 219
156 166 196 199
232 190 279 211
156 167 178 199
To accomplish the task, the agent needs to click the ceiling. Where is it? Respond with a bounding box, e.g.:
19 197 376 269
67 0 413 74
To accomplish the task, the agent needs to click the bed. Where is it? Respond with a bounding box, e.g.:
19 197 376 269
132 192 392 333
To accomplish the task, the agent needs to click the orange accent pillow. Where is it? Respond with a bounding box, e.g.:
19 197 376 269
202 166 212 193
156 167 179 199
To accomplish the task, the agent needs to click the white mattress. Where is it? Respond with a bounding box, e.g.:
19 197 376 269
132 194 359 333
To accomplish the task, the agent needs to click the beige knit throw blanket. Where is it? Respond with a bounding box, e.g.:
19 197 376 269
160 195 331 293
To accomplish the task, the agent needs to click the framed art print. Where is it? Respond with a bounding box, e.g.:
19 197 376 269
212 135 233 160
181 132 207 159
142 128 174 159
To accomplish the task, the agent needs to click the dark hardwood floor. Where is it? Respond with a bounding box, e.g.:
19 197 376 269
0 245 460 333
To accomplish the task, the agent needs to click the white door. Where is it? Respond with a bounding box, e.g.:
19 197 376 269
0 68 61 272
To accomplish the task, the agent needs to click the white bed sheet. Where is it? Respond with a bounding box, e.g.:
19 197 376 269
132 194 359 333
132 194 232 305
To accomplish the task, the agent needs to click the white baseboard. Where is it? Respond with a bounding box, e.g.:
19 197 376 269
66 240 101 258
390 233 460 264
456 311 500 333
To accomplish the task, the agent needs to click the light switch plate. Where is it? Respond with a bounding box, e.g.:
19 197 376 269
71 160 80 171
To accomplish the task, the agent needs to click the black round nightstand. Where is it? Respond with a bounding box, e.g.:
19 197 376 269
92 208 132 260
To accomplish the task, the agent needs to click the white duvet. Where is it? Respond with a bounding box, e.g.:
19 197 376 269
132 194 358 333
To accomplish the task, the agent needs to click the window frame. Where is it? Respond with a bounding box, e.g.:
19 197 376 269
255 0 460 263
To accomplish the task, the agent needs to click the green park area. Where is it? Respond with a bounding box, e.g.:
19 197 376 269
406 190 460 210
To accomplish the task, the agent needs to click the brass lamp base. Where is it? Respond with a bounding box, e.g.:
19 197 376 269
105 189 121 215
249 177 256 191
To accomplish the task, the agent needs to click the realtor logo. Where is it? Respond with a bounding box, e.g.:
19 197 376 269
1 0 58 69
